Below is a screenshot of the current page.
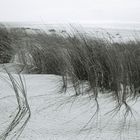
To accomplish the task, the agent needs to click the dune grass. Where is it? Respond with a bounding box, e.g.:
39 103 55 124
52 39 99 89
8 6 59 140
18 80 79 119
1 25 140 108
0 25 14 63
1 24 140 137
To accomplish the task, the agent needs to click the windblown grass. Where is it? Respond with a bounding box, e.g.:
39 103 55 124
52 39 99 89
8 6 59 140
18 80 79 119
0 25 14 63
1 25 140 108
1 24 140 137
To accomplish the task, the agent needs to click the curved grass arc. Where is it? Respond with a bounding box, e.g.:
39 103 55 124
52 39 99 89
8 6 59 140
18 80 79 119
0 67 31 140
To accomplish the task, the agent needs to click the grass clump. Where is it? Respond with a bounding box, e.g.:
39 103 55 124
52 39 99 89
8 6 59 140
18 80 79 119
0 25 14 63
1 24 140 128
1 25 140 109
1 25 140 102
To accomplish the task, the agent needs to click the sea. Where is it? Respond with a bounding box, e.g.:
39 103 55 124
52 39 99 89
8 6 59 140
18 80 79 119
2 22 140 42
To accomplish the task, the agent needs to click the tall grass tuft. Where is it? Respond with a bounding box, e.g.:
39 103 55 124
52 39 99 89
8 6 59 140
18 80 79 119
7 26 140 113
1 24 140 127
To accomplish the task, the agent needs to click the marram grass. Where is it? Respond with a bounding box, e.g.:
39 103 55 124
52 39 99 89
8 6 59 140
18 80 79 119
1 24 140 138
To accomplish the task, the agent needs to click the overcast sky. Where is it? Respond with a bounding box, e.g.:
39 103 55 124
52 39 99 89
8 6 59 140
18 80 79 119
0 0 140 23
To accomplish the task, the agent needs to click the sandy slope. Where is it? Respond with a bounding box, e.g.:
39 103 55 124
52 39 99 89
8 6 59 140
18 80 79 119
0 73 140 140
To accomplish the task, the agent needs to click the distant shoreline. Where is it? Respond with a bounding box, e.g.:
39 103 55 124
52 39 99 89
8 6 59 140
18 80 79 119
1 22 140 30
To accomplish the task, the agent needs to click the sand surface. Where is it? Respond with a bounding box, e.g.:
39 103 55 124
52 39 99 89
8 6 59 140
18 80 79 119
0 72 140 140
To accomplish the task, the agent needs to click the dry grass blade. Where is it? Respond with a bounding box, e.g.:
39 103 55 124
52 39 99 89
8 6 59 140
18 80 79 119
0 67 31 140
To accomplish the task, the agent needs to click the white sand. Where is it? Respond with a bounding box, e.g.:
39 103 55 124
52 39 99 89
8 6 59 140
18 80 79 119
0 73 140 140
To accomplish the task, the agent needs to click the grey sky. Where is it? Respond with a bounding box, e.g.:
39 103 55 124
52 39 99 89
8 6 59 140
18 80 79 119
0 0 140 23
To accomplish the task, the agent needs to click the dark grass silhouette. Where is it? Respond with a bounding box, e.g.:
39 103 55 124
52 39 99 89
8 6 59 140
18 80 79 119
1 25 140 110
0 24 140 139
0 25 14 63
